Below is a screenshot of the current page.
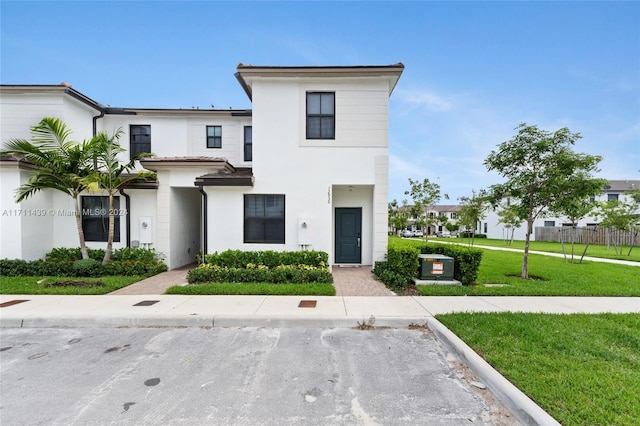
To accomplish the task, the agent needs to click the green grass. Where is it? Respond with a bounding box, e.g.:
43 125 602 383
166 282 336 296
0 276 143 295
390 237 640 296
436 313 640 426
432 236 640 262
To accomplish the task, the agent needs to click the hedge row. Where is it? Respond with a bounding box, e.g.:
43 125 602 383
0 248 167 277
45 247 161 262
418 243 483 284
188 264 333 284
373 243 483 289
459 232 487 239
203 250 328 269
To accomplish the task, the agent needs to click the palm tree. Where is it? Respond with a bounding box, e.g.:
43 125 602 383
1 117 96 259
85 130 155 264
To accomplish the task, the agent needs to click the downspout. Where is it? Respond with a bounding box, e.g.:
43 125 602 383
197 184 208 256
92 111 105 136
119 189 131 248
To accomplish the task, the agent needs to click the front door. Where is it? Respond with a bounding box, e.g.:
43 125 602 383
335 208 362 264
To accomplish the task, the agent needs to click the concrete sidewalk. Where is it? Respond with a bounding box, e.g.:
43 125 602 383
2 295 638 329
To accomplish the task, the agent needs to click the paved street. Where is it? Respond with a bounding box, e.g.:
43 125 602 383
0 327 517 425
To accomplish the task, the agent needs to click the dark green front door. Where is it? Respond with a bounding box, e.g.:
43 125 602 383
335 208 362 264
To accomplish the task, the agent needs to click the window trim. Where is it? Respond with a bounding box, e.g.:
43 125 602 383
243 194 285 244
81 196 120 242
306 92 335 140
206 125 222 149
130 125 151 159
244 126 252 161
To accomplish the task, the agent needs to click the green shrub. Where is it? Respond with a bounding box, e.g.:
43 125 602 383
72 259 103 277
372 247 418 292
187 263 332 284
1 247 167 278
459 232 487 239
419 243 483 284
203 250 328 268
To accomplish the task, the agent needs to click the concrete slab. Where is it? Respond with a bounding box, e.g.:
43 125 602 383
413 296 508 315
342 296 430 318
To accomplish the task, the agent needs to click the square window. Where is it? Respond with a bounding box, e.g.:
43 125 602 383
607 193 619 201
82 196 120 242
244 194 285 244
306 92 335 139
207 126 222 148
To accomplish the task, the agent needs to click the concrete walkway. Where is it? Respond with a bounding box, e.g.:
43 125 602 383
425 239 640 267
108 263 392 296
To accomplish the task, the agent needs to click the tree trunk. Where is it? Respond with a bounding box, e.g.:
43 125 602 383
522 216 533 279
103 192 115 265
73 194 89 260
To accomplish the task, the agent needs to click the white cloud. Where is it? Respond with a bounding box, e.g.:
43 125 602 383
394 88 452 112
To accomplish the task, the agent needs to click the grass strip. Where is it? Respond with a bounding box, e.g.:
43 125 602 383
390 237 640 296
430 236 640 262
0 276 143 295
166 282 336 296
436 313 640 426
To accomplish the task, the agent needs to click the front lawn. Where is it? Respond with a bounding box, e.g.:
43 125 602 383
431 236 640 262
166 282 336 296
437 313 640 426
0 276 143 295
390 237 640 296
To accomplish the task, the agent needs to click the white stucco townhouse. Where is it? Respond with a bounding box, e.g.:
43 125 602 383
0 63 404 269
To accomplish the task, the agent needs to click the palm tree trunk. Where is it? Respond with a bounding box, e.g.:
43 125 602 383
73 194 89 260
103 192 115 265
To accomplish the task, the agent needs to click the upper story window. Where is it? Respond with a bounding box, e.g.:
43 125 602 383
608 193 619 201
306 92 335 139
244 126 252 161
207 126 222 148
130 125 151 159
451 212 457 219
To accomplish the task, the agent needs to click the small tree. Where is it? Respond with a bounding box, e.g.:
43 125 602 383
1 117 97 259
457 189 488 246
551 180 605 262
388 199 409 235
404 178 446 241
85 130 155 264
596 196 640 256
496 203 522 246
484 123 603 279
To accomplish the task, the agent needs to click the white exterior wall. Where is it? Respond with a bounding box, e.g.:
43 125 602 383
101 114 249 166
240 77 390 264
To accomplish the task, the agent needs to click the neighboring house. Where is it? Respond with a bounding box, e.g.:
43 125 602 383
0 63 405 268
482 180 640 241
401 204 461 235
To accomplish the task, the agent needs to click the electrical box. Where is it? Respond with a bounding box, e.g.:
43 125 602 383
418 254 454 280
298 218 311 245
140 216 153 244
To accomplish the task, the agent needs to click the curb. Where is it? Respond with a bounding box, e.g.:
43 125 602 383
427 317 561 426
3 315 433 330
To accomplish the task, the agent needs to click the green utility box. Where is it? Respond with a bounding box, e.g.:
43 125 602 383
418 254 454 280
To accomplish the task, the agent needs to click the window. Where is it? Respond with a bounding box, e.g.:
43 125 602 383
306 92 335 139
483 222 487 233
82 196 120 242
544 221 556 227
608 193 619 201
207 126 222 148
130 125 151 159
244 195 285 243
451 212 457 219
244 126 252 161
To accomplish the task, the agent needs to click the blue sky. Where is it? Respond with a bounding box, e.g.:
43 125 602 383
2 1 639 202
